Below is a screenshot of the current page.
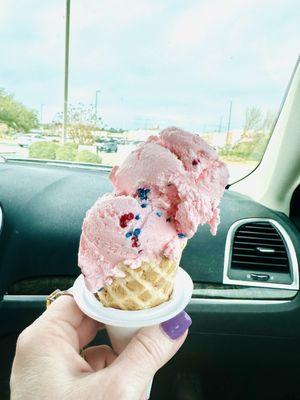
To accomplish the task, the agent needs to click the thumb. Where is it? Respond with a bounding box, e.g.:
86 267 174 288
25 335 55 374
112 311 192 397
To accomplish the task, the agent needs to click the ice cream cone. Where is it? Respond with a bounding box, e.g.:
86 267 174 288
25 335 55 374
96 255 181 310
76 127 228 398
72 267 194 400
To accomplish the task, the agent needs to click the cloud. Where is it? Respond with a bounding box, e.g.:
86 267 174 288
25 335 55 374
71 0 165 32
0 1 11 22
163 0 297 85
0 0 299 129
259 38 299 85
167 0 279 53
100 105 208 130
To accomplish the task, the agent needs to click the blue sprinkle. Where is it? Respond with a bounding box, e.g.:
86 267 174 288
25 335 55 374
178 233 186 238
141 203 147 208
125 231 133 238
156 211 163 217
135 214 140 220
137 187 151 201
133 228 141 236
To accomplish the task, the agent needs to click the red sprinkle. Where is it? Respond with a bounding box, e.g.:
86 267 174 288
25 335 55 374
192 159 199 166
131 236 140 248
119 212 134 228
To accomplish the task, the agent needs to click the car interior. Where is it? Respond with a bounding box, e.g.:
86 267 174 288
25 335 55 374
1 1 300 398
1 55 300 399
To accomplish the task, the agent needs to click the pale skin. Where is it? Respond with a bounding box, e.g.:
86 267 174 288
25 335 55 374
10 296 188 400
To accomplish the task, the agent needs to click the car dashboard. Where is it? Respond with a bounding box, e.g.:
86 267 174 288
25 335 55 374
1 160 300 399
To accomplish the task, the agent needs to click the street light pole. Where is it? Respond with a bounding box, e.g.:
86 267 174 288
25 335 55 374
63 0 71 144
95 90 100 121
40 104 44 126
218 116 223 133
227 100 232 134
226 100 233 147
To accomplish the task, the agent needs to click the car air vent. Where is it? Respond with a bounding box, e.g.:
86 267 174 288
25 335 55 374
232 222 289 272
0 206 2 235
223 219 299 290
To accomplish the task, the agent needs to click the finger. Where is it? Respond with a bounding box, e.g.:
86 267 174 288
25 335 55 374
78 316 104 349
36 296 104 350
43 295 97 330
84 345 117 371
110 311 192 397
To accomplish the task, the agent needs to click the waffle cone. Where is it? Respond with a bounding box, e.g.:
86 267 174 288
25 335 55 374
96 255 181 310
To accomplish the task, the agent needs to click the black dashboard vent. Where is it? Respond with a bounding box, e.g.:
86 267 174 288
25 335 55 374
224 219 298 289
231 221 289 273
0 206 2 236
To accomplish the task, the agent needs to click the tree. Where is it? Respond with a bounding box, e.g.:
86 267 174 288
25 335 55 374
243 106 263 135
262 110 276 134
220 106 275 162
53 103 103 145
233 132 269 161
0 89 38 132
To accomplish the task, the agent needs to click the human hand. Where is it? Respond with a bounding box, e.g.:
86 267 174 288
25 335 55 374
10 295 191 400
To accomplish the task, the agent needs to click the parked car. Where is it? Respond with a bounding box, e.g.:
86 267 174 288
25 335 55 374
17 133 45 147
113 137 128 145
97 139 118 153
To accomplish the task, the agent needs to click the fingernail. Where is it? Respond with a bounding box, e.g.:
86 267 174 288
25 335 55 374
160 311 192 340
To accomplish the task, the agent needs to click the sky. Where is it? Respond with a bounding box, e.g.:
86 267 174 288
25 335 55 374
0 0 299 131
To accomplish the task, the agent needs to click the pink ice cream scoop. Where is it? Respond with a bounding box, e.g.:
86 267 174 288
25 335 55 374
79 127 228 292
110 127 229 238
78 193 183 292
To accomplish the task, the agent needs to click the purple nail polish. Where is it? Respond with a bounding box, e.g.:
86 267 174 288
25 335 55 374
160 311 192 340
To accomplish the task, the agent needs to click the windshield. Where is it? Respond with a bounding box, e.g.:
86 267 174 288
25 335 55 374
0 1 299 183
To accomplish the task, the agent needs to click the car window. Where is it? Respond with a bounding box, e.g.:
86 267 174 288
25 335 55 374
0 0 299 182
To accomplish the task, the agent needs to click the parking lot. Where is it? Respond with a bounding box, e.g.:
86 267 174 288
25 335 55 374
0 140 256 182
0 142 29 159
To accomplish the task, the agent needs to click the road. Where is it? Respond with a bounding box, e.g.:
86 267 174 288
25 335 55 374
0 142 28 158
0 141 257 183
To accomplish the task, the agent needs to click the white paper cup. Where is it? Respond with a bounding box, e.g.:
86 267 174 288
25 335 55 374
72 267 193 398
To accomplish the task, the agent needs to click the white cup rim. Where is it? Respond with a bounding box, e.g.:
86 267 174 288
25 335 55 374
72 267 193 327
